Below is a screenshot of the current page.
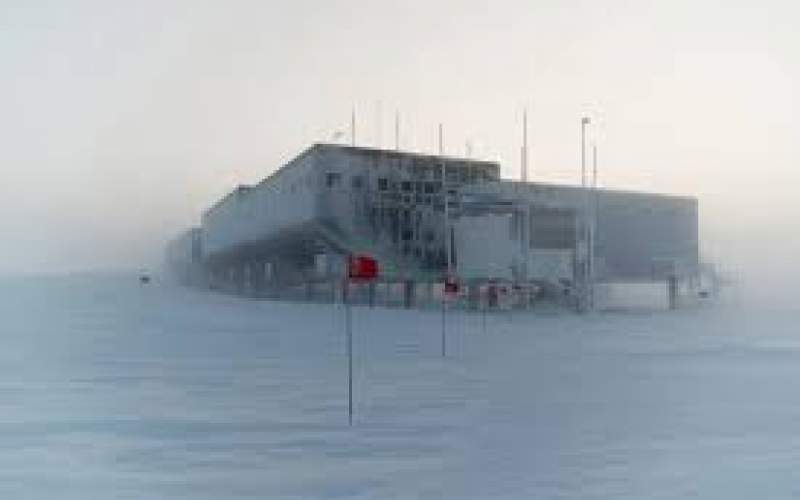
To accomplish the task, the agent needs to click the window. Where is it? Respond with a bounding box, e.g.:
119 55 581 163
530 208 577 249
378 178 388 191
509 213 518 241
401 181 412 192
351 175 363 190
325 172 341 188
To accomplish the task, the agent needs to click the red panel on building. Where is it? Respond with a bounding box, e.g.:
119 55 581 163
348 254 379 281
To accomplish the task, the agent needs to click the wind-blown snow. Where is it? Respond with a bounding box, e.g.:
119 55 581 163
1 274 799 499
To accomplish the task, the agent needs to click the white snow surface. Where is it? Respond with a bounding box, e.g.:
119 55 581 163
2 274 800 499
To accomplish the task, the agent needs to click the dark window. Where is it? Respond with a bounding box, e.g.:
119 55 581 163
378 178 388 191
401 181 413 192
325 172 341 188
530 208 577 249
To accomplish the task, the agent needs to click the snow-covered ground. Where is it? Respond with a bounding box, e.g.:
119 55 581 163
2 274 800 499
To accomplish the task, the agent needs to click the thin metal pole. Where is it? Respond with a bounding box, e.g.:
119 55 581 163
440 123 450 358
376 100 383 149
581 118 588 188
522 109 528 182
590 143 598 310
579 117 590 312
344 280 353 425
441 294 447 357
351 108 356 147
395 110 400 151
482 291 487 335
440 125 451 276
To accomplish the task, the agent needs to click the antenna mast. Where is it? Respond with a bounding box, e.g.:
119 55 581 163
351 107 356 146
395 110 400 151
521 109 528 182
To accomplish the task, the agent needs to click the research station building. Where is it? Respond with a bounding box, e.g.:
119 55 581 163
166 143 699 308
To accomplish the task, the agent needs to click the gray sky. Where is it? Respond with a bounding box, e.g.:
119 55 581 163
2 0 798 281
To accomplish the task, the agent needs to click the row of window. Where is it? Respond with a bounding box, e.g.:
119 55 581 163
325 173 470 193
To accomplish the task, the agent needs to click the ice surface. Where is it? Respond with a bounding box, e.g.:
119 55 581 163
1 274 800 499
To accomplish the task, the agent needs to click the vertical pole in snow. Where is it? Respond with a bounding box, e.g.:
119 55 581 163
590 143 598 310
579 116 591 312
482 289 487 335
344 279 353 425
441 293 447 357
440 122 450 359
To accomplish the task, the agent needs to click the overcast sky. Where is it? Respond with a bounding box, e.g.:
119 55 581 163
2 0 798 281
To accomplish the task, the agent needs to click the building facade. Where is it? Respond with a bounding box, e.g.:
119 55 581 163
167 143 699 306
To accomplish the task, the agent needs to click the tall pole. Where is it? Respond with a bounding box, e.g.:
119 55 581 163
522 109 528 183
581 117 590 187
440 125 450 274
344 279 353 425
351 107 356 147
590 143 598 310
395 110 400 151
376 100 383 149
580 117 591 312
440 123 449 358
441 295 447 357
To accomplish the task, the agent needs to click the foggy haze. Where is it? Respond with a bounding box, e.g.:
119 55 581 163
2 0 798 292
